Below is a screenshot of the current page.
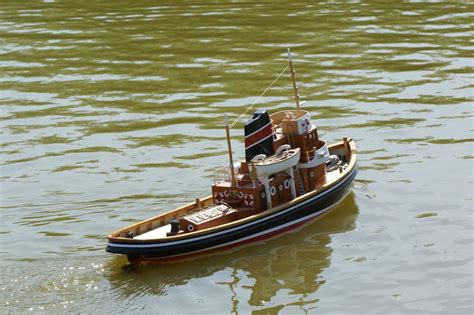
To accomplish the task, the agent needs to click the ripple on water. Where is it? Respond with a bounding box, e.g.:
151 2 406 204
0 258 108 313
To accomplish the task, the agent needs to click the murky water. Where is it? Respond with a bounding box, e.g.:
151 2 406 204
1 1 473 313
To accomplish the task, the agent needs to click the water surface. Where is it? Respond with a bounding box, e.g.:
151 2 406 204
1 1 473 314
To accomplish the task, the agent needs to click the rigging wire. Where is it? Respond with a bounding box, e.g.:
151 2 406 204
228 64 289 129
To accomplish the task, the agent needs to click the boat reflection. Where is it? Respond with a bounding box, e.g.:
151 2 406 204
105 192 359 310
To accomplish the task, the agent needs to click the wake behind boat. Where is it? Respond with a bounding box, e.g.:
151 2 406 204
106 49 358 262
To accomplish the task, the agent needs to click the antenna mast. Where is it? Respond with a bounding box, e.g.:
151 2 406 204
287 48 300 113
224 114 237 187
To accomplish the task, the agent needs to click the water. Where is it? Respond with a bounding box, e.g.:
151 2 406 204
1 1 473 313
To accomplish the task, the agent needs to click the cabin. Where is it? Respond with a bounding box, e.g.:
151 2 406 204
194 108 331 233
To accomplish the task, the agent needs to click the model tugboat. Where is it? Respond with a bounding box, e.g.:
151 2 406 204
106 49 358 262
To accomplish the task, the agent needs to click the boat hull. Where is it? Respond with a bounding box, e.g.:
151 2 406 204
106 162 358 261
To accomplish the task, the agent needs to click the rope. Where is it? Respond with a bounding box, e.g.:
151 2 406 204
229 64 289 128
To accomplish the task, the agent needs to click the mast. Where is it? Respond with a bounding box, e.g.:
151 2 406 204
287 48 300 113
224 114 237 187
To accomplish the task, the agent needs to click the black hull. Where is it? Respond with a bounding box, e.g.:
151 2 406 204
106 164 358 260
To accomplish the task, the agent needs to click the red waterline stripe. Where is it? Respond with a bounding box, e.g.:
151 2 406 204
138 211 318 263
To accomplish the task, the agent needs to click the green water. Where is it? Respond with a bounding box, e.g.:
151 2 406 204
1 1 473 313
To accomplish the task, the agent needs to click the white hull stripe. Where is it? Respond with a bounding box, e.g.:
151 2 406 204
153 190 351 259
245 121 272 138
108 166 357 249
